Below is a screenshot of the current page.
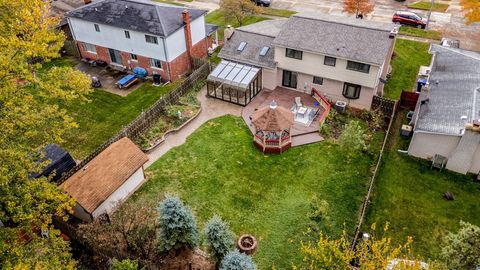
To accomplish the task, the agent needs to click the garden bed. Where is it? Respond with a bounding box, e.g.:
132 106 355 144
135 81 204 151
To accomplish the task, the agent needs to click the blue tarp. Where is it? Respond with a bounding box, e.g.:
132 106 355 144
133 67 148 78
117 74 136 87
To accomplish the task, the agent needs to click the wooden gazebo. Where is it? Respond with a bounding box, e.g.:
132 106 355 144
252 100 294 154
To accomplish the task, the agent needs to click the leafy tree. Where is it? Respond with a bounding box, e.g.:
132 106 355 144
204 215 235 262
219 0 260 26
460 0 480 24
157 196 199 252
219 250 256 270
110 258 140 270
0 227 76 269
343 0 374 17
79 199 160 261
294 223 445 270
338 120 368 155
0 0 90 267
441 221 480 270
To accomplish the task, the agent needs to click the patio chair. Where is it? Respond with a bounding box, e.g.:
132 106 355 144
295 97 303 110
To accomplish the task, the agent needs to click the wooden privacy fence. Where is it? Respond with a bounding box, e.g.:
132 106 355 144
399 91 419 111
372 95 397 117
58 62 211 184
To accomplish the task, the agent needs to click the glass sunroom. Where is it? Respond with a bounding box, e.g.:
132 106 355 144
207 60 262 106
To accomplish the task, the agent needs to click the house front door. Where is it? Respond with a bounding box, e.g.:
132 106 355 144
282 70 297 89
108 48 122 64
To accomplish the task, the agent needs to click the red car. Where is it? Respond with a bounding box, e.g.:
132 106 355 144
392 11 427 29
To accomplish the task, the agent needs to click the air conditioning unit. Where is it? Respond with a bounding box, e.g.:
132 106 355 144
335 100 347 114
418 66 431 77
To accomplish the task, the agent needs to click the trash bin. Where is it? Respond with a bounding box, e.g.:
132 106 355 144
417 78 427 92
153 74 161 85
335 100 347 114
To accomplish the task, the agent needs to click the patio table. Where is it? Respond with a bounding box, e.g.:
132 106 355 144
297 106 307 118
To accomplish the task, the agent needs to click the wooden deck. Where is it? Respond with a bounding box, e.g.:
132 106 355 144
242 87 325 146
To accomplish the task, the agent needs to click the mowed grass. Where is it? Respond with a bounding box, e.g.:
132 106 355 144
408 1 449 12
399 26 443 40
365 111 480 260
132 116 383 269
42 57 178 159
260 7 296 18
384 39 432 100
206 10 270 40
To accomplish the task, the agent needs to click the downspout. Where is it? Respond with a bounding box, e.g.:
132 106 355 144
161 37 172 82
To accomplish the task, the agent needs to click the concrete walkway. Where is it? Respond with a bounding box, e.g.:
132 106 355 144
145 86 242 167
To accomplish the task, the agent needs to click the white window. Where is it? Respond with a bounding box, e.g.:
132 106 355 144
145 35 158 44
125 30 130 39
131 54 137 61
150 58 162 69
84 43 96 54
94 24 100 32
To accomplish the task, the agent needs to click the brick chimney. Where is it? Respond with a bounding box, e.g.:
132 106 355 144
182 10 193 62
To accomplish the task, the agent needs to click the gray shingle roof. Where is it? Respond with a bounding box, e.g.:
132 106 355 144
205 23 218 36
236 19 287 38
65 0 206 37
273 13 394 65
218 27 277 69
414 44 480 135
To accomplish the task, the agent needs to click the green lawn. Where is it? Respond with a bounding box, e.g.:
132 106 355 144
205 10 270 40
399 26 443 40
383 39 432 100
130 115 383 269
365 111 480 260
259 7 296 18
42 57 178 159
408 1 449 12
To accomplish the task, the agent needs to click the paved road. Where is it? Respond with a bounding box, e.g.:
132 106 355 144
184 0 480 51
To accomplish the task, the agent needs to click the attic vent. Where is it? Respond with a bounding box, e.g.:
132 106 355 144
259 46 269 56
237 42 247 51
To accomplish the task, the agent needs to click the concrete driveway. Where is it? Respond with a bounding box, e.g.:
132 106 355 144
184 0 480 50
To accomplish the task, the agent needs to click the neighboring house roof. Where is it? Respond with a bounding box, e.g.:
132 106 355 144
61 137 148 213
273 13 394 65
65 0 207 37
205 23 218 36
413 44 480 135
218 20 286 69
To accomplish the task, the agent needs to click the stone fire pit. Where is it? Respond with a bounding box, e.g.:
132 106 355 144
237 234 257 255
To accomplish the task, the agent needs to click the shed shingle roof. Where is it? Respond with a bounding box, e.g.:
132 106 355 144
65 0 206 37
414 45 480 135
273 13 394 65
61 137 148 213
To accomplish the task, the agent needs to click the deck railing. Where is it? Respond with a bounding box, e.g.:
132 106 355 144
311 88 331 126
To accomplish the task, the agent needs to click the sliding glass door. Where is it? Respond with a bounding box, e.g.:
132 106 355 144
282 70 297 89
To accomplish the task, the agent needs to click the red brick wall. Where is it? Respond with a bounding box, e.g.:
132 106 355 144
76 39 209 82
191 38 208 59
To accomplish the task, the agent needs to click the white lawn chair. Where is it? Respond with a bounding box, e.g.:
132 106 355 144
295 97 302 110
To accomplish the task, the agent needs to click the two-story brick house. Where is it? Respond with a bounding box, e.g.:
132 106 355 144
208 13 395 109
66 0 217 81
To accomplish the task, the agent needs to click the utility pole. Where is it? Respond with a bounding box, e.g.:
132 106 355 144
425 0 435 30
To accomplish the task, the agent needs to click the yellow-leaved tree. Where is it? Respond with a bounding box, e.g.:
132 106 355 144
294 224 447 270
460 0 480 24
0 0 91 268
219 0 260 26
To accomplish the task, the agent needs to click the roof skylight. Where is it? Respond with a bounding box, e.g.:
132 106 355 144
259 46 269 56
237 42 247 51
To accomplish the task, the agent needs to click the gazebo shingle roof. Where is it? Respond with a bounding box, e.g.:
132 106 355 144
252 102 294 131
